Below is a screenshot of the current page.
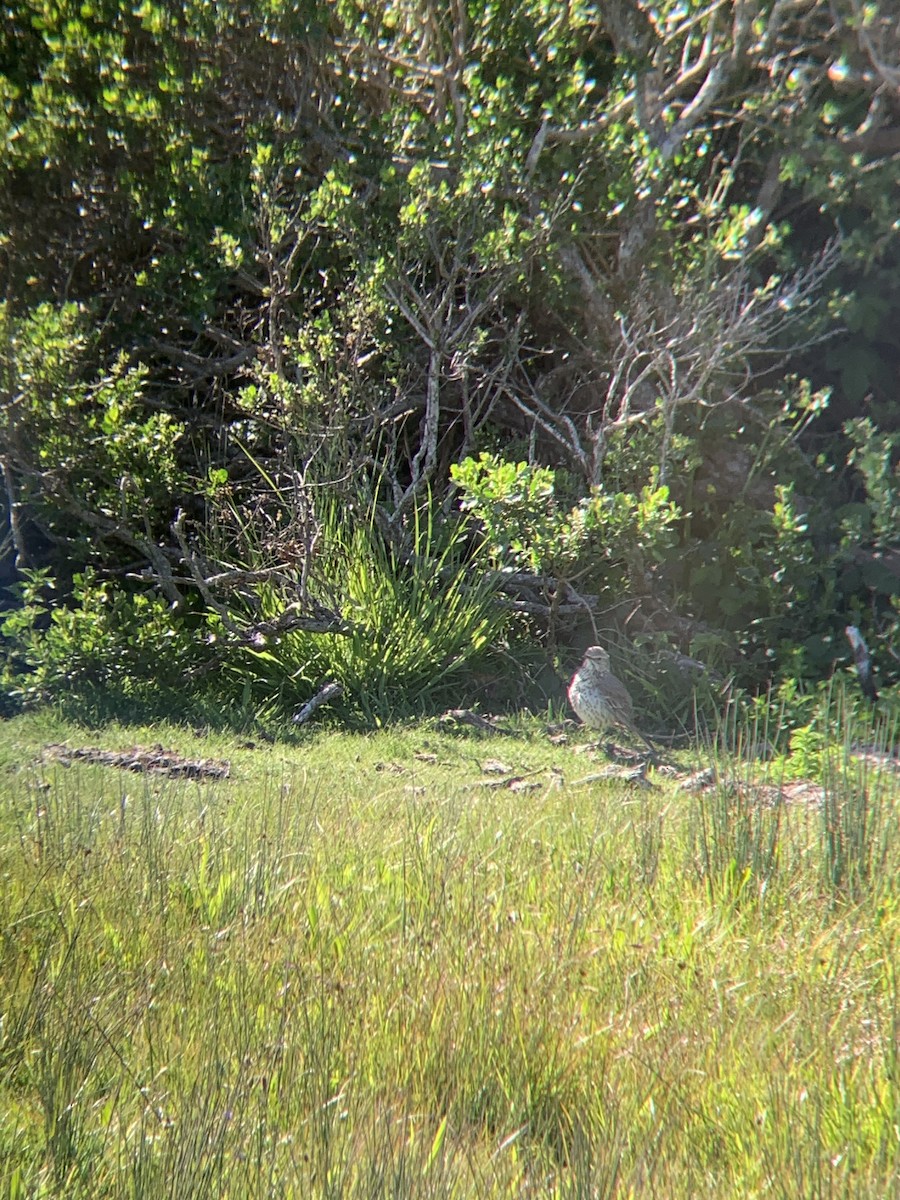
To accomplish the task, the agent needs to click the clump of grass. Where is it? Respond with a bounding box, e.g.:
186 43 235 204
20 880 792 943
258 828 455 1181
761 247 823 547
216 494 509 726
1 708 899 1197
816 686 897 901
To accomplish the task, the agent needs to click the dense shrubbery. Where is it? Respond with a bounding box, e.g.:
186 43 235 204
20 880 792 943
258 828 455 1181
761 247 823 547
0 567 207 720
1 0 897 722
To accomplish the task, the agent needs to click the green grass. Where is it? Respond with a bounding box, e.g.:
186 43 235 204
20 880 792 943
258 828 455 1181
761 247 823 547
1 709 899 1197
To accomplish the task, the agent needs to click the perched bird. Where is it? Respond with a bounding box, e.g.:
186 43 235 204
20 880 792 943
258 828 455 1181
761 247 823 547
845 625 879 703
568 645 657 758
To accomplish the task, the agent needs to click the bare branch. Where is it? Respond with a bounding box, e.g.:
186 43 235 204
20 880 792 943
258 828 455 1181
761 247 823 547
849 0 900 91
291 680 344 725
170 509 351 642
0 456 30 570
502 240 840 487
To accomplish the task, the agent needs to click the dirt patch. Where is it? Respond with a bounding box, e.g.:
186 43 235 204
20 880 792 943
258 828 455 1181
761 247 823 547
44 743 231 780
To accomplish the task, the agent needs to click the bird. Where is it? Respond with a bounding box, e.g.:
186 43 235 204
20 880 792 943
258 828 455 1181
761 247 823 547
568 645 657 759
845 625 879 703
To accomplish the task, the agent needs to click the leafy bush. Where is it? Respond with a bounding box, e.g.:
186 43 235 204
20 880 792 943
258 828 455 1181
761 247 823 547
0 491 509 726
0 302 188 574
451 452 680 587
1 0 898 707
836 417 900 654
1 568 207 719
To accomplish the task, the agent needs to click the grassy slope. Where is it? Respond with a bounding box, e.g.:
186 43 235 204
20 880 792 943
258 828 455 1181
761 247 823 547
1 711 899 1198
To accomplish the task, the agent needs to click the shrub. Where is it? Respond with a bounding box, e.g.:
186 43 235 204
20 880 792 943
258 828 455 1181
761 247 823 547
217 498 510 724
450 452 680 589
1 568 207 719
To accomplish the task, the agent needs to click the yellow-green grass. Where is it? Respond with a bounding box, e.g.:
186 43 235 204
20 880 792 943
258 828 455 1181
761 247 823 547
1 712 899 1197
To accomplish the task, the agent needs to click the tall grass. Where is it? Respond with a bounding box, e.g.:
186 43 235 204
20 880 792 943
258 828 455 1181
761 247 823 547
222 497 508 724
1 706 899 1197
692 679 899 901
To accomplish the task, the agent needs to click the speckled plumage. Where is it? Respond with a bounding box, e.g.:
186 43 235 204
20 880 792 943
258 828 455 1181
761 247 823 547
568 646 656 755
